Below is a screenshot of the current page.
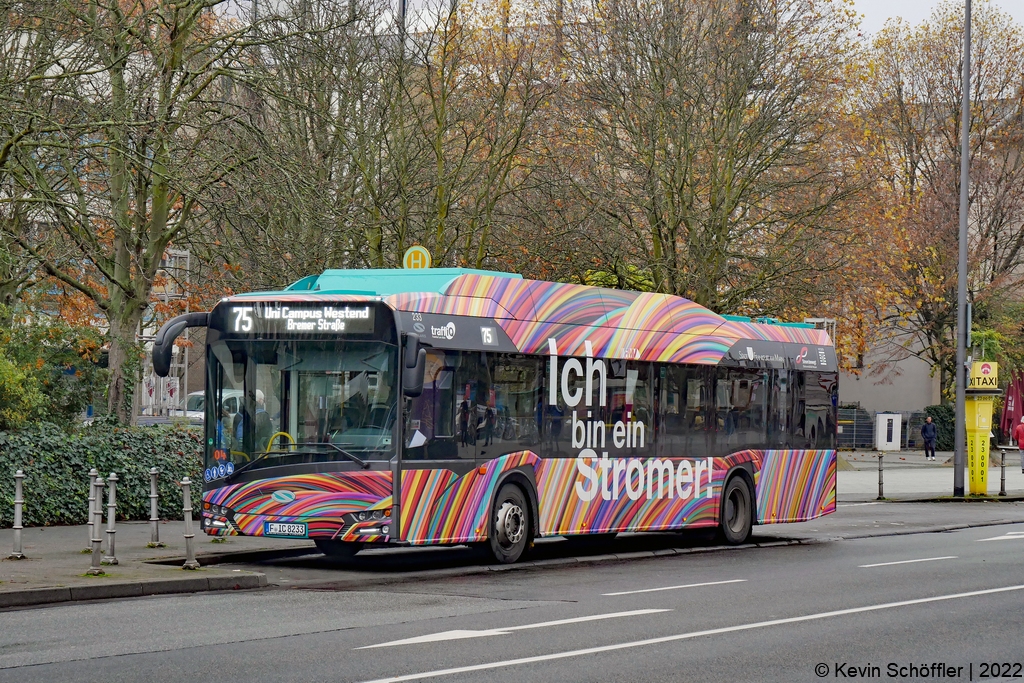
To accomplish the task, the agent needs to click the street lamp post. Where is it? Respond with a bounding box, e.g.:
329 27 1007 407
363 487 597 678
954 0 972 498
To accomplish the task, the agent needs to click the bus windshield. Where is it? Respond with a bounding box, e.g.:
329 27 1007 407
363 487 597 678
205 338 398 479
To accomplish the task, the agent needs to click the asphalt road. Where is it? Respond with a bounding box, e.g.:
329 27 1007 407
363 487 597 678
2 508 1022 682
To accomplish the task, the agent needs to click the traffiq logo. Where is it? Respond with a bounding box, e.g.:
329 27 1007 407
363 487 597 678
431 322 456 340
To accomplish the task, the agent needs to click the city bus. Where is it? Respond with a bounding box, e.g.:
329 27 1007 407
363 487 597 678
152 268 837 563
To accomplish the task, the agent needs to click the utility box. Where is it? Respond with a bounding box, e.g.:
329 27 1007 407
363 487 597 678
875 412 902 451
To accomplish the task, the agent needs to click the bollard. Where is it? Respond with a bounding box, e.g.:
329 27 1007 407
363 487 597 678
8 470 26 559
86 467 99 551
148 467 165 548
181 477 200 570
876 454 884 500
86 475 106 575
999 449 1006 497
102 473 118 565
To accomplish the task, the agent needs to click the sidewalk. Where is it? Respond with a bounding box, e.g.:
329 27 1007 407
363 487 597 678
0 521 307 608
837 448 1024 501
3 449 1022 609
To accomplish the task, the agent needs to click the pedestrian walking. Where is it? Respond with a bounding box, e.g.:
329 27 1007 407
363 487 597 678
921 416 938 461
1013 416 1024 452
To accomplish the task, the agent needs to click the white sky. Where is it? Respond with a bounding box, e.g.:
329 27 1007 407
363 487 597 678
852 0 1024 36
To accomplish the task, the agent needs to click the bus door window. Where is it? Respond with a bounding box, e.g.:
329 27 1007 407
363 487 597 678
802 371 835 449
715 368 735 452
485 355 541 457
721 367 767 453
404 350 457 460
790 370 806 446
209 342 245 453
454 351 493 460
769 369 790 448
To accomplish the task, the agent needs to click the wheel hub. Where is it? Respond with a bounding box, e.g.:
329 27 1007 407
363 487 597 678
495 501 525 547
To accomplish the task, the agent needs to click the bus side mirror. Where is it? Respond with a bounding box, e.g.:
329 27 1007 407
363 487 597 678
152 312 209 377
403 333 426 398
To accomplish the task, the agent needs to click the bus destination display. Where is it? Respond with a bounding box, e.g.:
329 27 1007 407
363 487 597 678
228 304 375 335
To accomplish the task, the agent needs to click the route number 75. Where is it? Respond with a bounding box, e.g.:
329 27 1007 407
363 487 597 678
233 308 254 332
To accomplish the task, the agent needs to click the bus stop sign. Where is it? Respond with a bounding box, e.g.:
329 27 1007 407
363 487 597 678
403 246 432 269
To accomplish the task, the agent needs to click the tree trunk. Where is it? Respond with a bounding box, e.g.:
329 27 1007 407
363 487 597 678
106 308 144 424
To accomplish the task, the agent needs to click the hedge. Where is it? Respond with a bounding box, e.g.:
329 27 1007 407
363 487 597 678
0 422 202 528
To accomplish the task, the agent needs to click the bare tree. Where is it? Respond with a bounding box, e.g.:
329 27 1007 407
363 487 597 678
858 2 1024 395
558 0 861 313
1 0 255 421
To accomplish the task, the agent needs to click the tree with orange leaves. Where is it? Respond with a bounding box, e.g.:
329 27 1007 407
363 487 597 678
853 2 1024 396
1 0 256 422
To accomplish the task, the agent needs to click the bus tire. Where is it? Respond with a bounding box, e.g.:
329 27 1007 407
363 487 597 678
314 539 362 561
488 483 531 564
717 475 753 545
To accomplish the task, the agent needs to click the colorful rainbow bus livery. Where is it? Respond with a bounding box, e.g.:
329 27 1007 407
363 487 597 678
152 268 838 563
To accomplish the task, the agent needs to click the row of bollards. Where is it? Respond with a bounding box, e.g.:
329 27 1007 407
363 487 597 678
9 468 199 571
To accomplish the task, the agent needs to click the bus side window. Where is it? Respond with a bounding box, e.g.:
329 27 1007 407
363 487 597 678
660 365 709 458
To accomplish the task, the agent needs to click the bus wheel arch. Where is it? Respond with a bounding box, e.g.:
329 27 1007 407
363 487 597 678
487 471 537 564
717 468 754 545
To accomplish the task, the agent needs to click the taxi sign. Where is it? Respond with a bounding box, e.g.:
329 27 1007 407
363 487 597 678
403 246 432 269
968 361 998 390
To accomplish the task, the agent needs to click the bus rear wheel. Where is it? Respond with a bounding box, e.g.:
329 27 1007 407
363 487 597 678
488 484 531 564
718 475 753 545
314 539 363 561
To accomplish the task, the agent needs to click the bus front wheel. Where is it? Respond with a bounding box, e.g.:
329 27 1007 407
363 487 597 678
718 475 753 545
488 484 531 564
314 539 362 561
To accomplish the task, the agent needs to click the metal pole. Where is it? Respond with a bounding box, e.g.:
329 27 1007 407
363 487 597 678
8 470 25 559
87 475 105 575
86 467 99 551
877 454 884 500
999 449 1006 497
953 0 972 498
102 473 118 565
181 477 200 570
148 467 165 547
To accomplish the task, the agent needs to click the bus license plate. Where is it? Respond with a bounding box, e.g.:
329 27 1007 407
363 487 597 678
264 522 307 538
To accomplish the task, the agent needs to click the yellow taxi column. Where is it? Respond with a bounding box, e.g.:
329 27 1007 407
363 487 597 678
966 361 999 495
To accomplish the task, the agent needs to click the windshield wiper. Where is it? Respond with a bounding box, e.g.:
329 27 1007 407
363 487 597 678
321 442 369 469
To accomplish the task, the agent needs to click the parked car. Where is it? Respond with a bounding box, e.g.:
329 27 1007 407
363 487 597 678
171 389 243 422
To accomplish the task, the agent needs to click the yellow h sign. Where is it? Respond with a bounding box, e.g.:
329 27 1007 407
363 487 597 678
403 246 432 270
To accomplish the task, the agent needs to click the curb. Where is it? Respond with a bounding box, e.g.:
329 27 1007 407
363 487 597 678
147 546 315 567
832 519 1021 541
0 572 267 610
839 495 1024 504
